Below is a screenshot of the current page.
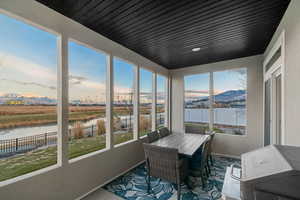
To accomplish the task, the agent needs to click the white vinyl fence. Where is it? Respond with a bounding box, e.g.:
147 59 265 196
185 108 246 126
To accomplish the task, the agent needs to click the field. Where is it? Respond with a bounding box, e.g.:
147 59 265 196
0 105 157 129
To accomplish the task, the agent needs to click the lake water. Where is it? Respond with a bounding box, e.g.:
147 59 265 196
0 114 164 140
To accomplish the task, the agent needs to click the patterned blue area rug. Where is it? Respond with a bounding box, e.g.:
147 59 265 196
104 156 240 200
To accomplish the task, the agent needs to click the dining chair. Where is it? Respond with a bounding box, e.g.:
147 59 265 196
143 143 189 200
158 127 171 138
206 132 215 174
147 130 159 143
189 139 210 189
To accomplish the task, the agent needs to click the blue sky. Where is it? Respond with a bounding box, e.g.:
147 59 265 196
0 13 58 98
184 69 246 98
0 13 153 103
140 68 152 93
0 14 57 69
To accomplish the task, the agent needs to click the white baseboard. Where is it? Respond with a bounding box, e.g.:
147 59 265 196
75 160 145 200
212 152 241 159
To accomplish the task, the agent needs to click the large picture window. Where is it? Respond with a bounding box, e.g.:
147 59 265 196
0 13 58 181
113 58 135 145
184 68 247 135
156 75 167 129
139 68 152 137
184 73 210 133
213 68 247 135
68 41 107 159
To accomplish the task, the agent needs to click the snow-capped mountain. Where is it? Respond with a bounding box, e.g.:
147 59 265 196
0 93 57 105
214 90 246 102
189 90 246 103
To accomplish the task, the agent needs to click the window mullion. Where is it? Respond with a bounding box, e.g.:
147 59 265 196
57 34 69 166
152 74 157 131
106 55 113 149
209 72 214 131
166 76 171 129
134 66 139 140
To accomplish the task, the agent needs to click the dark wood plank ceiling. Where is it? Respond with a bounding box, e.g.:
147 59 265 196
35 0 290 69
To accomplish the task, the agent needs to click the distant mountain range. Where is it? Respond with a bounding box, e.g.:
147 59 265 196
213 90 246 102
189 90 246 103
0 93 57 105
0 93 107 105
0 90 246 105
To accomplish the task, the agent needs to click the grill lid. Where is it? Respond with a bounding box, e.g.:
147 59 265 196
241 145 300 199
241 145 295 181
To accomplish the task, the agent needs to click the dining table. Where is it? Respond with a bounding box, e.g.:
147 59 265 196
150 133 210 157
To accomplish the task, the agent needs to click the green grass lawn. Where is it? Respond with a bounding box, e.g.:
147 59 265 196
113 132 133 146
0 132 134 182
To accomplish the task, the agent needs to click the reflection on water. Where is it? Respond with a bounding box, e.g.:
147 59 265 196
0 117 104 140
0 114 162 140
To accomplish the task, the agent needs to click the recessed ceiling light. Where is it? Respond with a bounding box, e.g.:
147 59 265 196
192 47 201 52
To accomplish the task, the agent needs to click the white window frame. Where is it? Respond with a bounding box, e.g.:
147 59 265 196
138 67 154 138
67 38 111 162
155 74 169 130
263 30 285 145
112 56 138 147
183 68 248 136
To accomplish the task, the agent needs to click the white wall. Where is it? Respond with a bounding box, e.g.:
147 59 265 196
264 0 300 146
171 55 264 157
0 0 166 199
0 140 146 200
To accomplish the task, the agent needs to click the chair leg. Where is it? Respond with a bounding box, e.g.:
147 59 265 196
177 183 181 200
205 165 209 178
200 173 206 189
147 174 151 194
185 177 192 189
209 155 214 166
206 159 211 175
207 162 211 175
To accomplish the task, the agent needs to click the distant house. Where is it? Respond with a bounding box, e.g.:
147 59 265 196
5 100 24 105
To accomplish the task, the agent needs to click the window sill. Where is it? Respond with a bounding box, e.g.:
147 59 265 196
139 135 147 140
0 164 60 188
69 147 110 164
215 132 247 137
114 139 138 148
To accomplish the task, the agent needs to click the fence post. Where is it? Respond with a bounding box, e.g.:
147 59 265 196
91 125 94 136
45 133 48 146
160 114 162 125
129 114 131 129
15 138 18 151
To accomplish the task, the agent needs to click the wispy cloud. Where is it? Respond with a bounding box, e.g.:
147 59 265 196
0 78 56 90
69 75 87 85
0 52 56 81
185 90 209 94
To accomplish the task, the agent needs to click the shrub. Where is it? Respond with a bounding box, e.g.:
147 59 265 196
140 116 151 132
72 121 84 139
113 116 122 131
96 120 106 135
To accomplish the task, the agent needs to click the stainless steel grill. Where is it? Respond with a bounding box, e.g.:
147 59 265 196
238 145 300 200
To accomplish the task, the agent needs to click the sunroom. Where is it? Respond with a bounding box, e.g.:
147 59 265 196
0 0 299 200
